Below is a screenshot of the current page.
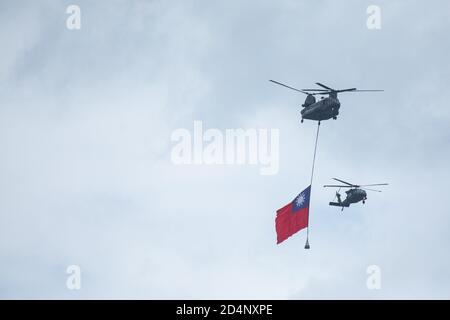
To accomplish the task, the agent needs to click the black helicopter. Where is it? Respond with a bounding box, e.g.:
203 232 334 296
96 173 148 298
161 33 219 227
324 178 388 211
270 80 383 123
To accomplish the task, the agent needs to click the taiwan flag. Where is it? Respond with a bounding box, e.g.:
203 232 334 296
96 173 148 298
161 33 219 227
275 186 311 244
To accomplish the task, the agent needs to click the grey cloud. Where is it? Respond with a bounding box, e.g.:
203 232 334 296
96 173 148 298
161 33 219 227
0 0 449 299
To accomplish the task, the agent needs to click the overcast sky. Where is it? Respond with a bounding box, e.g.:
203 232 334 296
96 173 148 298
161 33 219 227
1 0 450 299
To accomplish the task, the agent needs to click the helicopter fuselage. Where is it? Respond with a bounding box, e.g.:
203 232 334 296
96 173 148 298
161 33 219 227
301 96 341 122
342 188 367 206
330 188 367 209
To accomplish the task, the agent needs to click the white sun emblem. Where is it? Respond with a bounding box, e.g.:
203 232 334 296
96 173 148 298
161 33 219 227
296 193 305 206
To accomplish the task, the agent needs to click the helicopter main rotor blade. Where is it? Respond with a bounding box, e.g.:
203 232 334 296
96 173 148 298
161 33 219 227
332 178 356 187
324 185 352 188
316 82 335 91
350 89 384 92
309 91 333 96
269 80 308 95
331 88 383 93
312 88 382 94
361 187 382 192
360 183 389 187
334 88 357 93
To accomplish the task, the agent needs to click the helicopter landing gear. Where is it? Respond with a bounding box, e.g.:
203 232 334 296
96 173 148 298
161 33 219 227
301 118 304 123
363 200 365 204
333 116 337 120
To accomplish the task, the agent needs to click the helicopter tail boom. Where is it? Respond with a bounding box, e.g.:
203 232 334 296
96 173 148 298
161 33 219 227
329 202 349 207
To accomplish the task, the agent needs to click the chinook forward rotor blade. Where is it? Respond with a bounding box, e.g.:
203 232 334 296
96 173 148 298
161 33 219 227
269 80 308 95
332 178 356 186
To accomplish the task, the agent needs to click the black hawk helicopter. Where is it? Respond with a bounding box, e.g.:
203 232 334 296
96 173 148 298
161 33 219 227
270 80 383 123
324 178 388 211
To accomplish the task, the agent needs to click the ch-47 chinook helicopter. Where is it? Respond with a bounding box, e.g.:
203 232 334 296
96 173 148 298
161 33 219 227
324 178 388 211
269 80 383 123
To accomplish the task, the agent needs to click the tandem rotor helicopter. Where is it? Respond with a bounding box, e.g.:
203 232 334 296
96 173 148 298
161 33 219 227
324 178 388 211
270 80 383 123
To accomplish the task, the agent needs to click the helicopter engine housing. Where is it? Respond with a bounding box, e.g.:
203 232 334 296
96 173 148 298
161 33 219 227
302 94 316 107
